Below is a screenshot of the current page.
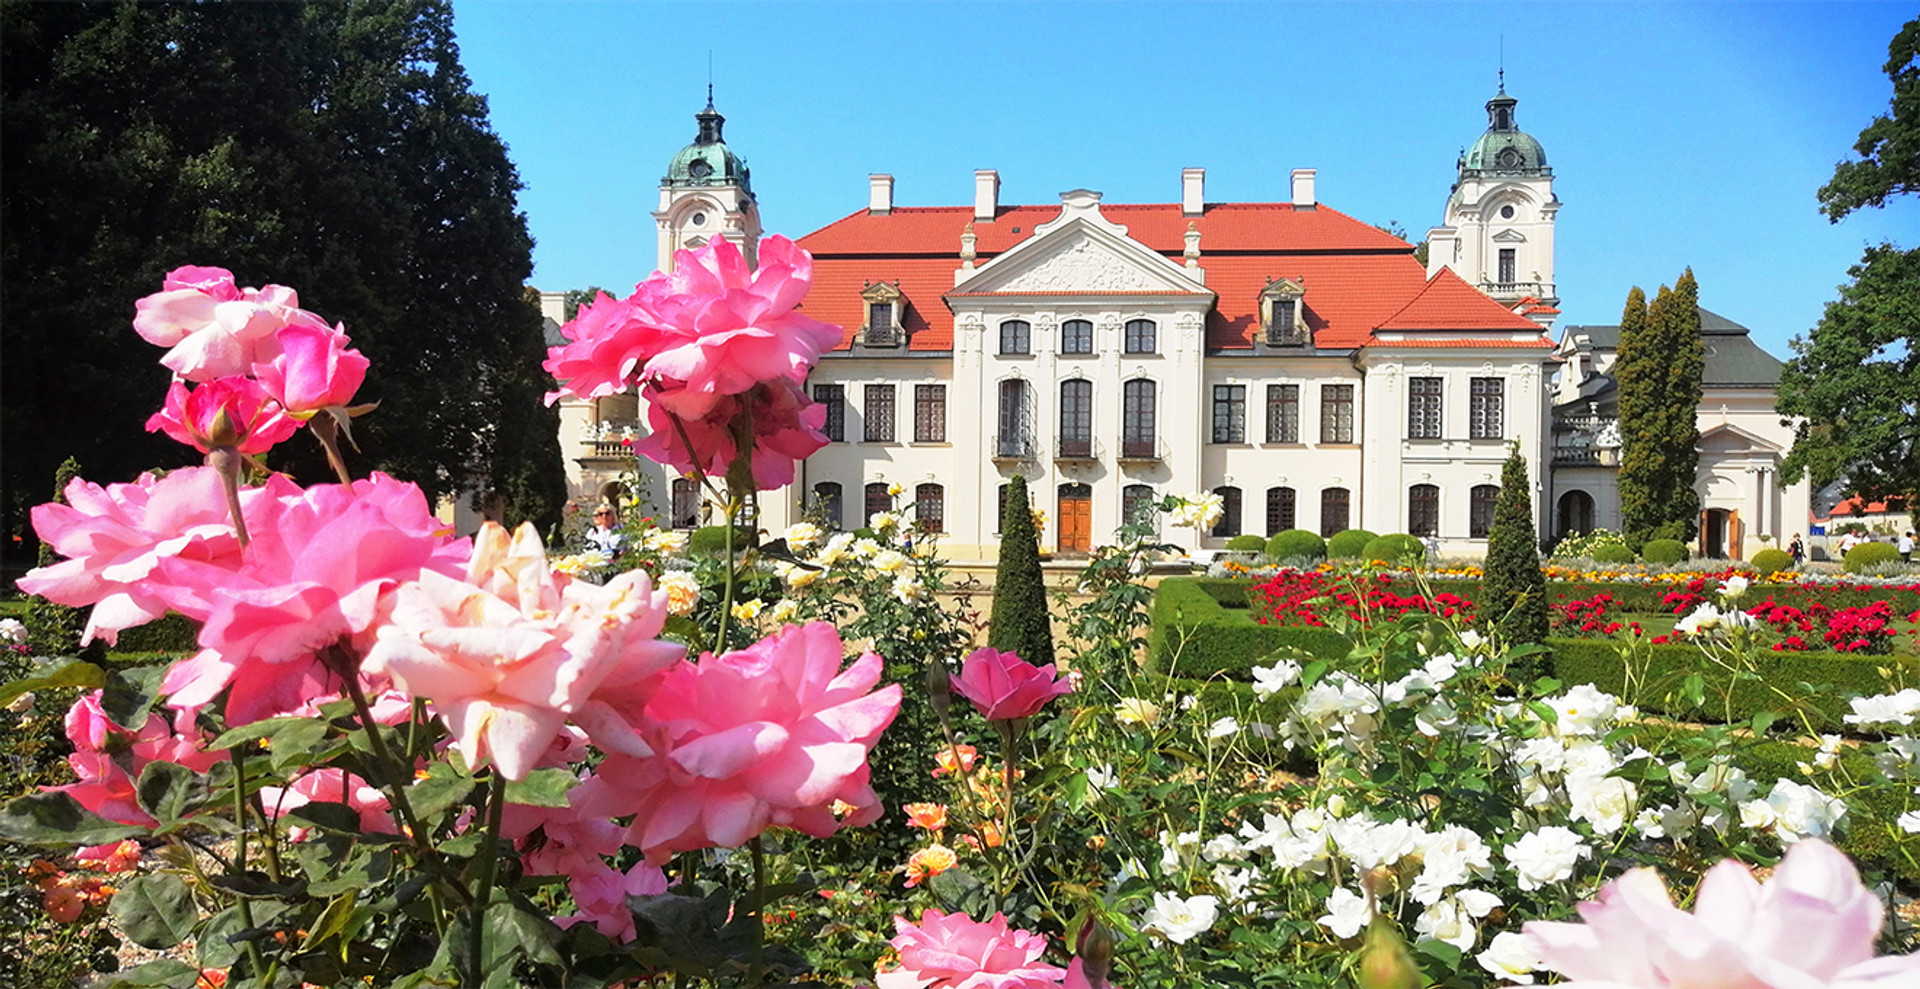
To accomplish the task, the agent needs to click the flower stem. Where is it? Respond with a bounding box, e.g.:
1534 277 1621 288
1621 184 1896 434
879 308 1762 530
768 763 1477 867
309 413 354 485
468 771 507 985
749 834 767 985
228 744 270 979
208 447 251 548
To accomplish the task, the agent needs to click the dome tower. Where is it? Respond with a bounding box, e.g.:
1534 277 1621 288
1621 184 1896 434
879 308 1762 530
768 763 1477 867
654 93 761 271
1426 79 1559 322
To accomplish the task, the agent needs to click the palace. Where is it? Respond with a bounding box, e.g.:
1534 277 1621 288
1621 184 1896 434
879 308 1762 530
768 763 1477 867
538 89 1809 561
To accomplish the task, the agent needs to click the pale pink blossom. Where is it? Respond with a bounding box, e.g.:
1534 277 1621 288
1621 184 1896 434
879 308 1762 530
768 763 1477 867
949 647 1075 722
145 376 298 455
133 267 333 381
253 322 369 418
593 622 901 861
501 772 623 879
363 522 683 781
541 291 669 405
556 860 669 943
1524 839 1920 988
159 473 469 725
629 377 829 489
258 768 395 837
17 467 279 645
49 691 221 826
876 910 1066 989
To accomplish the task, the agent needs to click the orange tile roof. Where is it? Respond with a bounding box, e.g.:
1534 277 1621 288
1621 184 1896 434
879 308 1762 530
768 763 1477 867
793 200 1540 353
1376 267 1548 332
1364 337 1555 350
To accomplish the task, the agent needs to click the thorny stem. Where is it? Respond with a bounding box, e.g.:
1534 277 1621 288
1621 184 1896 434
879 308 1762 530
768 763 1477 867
229 744 271 979
209 447 251 548
749 834 768 985
309 413 354 485
469 772 508 985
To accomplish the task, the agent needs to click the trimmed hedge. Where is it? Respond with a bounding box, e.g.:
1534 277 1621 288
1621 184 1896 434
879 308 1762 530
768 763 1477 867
1266 529 1327 563
1749 548 1793 577
1591 544 1637 565
1361 533 1426 565
1845 542 1900 573
1327 529 1377 560
1225 534 1268 553
1147 578 1349 678
1642 539 1690 564
687 525 760 556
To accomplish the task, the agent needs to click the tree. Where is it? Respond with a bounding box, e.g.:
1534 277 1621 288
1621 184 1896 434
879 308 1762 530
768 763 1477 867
1780 17 1920 502
1615 272 1704 548
1 1 565 564
988 475 1054 667
1481 445 1548 653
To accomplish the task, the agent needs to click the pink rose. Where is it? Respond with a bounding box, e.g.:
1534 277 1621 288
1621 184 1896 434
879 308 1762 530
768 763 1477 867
502 772 623 879
541 292 669 406
50 691 221 826
145 376 298 455
258 768 395 837
16 467 261 645
1524 839 1920 988
556 860 669 943
876 910 1067 989
363 522 683 781
949 648 1074 722
133 267 331 381
592 622 901 861
629 378 828 490
253 322 369 417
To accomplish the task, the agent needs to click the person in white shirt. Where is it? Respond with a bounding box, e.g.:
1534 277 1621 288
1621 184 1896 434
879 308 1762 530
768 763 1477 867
586 503 625 558
1900 530 1915 564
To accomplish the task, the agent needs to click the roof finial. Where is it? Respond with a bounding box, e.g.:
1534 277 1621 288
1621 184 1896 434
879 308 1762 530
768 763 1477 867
1498 36 1506 94
706 51 714 108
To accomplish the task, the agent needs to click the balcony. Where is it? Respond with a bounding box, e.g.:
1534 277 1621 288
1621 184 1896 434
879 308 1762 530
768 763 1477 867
580 420 641 458
856 324 906 349
1117 436 1165 463
1055 436 1102 463
1479 280 1556 301
992 433 1036 462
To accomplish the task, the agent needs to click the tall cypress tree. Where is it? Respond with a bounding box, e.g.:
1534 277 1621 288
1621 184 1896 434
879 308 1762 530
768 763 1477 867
1661 270 1705 541
988 475 1055 666
1615 286 1660 549
1482 445 1548 653
1615 272 1704 549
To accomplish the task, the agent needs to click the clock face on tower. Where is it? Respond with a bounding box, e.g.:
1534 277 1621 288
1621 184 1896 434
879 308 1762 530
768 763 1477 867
689 159 713 179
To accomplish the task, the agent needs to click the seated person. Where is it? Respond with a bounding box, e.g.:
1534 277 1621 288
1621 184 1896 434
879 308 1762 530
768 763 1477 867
586 503 625 558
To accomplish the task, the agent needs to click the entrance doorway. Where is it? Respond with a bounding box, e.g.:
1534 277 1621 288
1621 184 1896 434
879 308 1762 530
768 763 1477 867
1058 483 1092 554
1557 490 1595 539
1702 508 1740 559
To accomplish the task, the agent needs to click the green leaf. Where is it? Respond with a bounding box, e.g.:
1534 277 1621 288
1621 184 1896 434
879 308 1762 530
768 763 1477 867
101 664 166 730
408 762 477 820
303 891 361 952
209 715 314 751
135 760 201 828
92 958 200 989
267 717 333 773
486 893 564 969
0 657 105 706
0 791 147 845
1750 710 1779 736
287 802 366 835
502 767 578 808
110 873 200 949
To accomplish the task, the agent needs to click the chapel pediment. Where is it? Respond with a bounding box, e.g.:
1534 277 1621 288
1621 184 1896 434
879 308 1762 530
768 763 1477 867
949 194 1212 298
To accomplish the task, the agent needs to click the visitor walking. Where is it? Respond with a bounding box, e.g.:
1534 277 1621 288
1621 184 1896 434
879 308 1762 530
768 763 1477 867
1900 530 1915 564
1788 533 1805 567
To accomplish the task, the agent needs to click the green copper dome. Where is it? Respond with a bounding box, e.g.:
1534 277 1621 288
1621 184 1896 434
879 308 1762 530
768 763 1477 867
664 102 752 194
1460 88 1550 176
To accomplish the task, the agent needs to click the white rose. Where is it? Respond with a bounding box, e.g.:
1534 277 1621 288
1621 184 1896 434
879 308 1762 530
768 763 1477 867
1476 931 1542 984
1414 897 1477 950
1317 887 1370 939
783 522 822 551
0 617 26 645
1142 891 1218 945
1208 717 1240 739
1569 775 1638 835
1251 659 1302 699
1502 826 1589 890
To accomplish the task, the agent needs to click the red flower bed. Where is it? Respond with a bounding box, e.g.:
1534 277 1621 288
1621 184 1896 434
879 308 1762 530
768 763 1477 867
1745 597 1896 654
1251 570 1474 628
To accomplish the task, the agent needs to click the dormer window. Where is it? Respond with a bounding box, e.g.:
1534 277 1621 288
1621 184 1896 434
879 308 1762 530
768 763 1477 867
859 282 906 348
1261 278 1306 346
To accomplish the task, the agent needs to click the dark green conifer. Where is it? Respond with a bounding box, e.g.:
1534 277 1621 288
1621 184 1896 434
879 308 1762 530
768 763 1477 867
988 475 1054 666
1482 446 1548 650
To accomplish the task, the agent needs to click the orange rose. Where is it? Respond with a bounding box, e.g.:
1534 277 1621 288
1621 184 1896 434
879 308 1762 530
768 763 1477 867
903 802 948 832
903 844 958 888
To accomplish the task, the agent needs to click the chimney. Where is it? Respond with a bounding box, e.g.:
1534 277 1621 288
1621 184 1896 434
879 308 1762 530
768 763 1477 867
1182 168 1205 216
1291 168 1317 208
974 169 999 221
869 174 893 215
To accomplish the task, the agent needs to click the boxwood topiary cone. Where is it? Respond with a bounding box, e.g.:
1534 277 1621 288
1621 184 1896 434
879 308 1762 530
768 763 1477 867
989 475 1054 666
1483 445 1549 656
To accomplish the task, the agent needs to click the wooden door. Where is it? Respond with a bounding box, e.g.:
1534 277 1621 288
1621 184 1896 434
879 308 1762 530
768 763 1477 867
1059 485 1092 554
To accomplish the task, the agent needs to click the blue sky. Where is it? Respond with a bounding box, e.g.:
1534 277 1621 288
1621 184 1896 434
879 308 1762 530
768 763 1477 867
450 2 1915 356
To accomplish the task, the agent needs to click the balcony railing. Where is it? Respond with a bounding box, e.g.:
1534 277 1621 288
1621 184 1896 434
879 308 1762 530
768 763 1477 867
992 433 1036 461
1117 436 1165 463
1480 280 1556 300
1553 447 1620 467
580 420 642 458
1055 436 1102 462
857 324 906 348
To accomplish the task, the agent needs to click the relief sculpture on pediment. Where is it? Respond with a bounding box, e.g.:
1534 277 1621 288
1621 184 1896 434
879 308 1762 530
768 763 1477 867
996 234 1162 293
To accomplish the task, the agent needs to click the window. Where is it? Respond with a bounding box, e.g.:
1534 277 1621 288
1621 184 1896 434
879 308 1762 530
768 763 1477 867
996 484 1008 533
1262 278 1305 345
1061 318 1093 355
1000 319 1030 355
671 478 700 529
814 384 845 442
1272 299 1296 339
1321 384 1354 443
1470 377 1505 440
1409 377 1443 439
1470 484 1500 538
1122 379 1156 458
812 482 843 529
863 384 895 442
914 384 946 443
1409 484 1440 538
1265 384 1300 443
997 379 1030 456
1059 379 1093 457
1122 484 1155 526
1212 384 1246 443
866 303 894 344
1266 486 1296 535
1211 486 1242 538
1124 318 1156 354
1498 248 1516 284
865 482 892 522
916 483 944 533
1321 487 1350 537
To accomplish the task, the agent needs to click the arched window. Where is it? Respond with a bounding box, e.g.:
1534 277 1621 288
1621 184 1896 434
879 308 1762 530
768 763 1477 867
1321 487 1350 537
1123 484 1156 526
1061 318 1093 355
916 483 945 533
1124 318 1156 354
1470 484 1500 539
812 482 843 530
1122 378 1157 458
1266 486 1296 536
1059 379 1093 457
999 319 1030 355
865 482 893 524
997 379 1032 457
1409 484 1440 538
671 477 700 529
1212 486 1242 539
1558 490 1595 538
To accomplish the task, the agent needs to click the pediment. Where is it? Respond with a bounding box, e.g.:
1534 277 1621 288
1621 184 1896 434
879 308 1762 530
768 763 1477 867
1491 228 1528 243
950 206 1211 298
1698 423 1781 454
